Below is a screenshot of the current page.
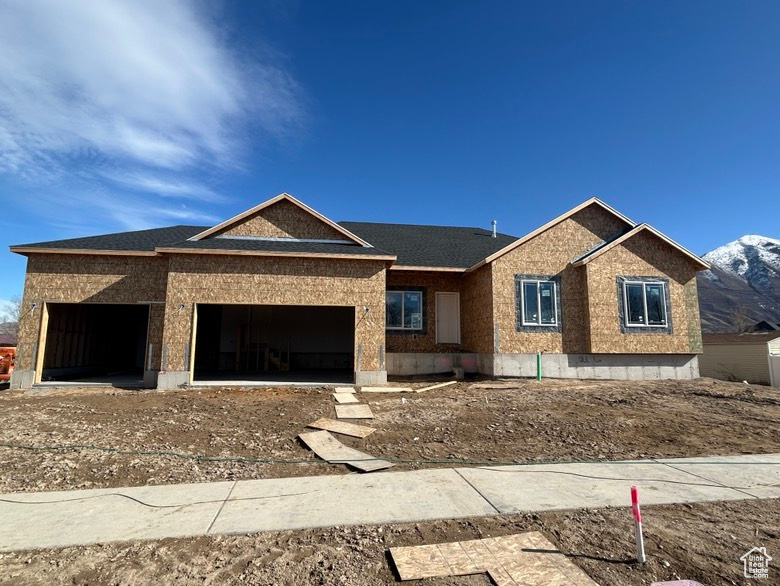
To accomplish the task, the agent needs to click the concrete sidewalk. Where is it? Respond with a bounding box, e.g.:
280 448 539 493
1 453 779 552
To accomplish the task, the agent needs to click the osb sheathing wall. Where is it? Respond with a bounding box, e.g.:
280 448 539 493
585 230 702 354
215 199 346 240
162 254 387 372
16 254 169 371
386 271 464 353
461 265 494 353
491 205 629 354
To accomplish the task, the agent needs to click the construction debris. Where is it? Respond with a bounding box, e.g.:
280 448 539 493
298 430 393 472
360 386 414 393
334 386 356 394
333 392 359 404
335 404 374 419
306 417 376 438
415 381 458 393
390 531 597 585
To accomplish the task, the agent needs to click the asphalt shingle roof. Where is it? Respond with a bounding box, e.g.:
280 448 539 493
339 222 518 268
12 221 520 268
12 225 204 252
165 238 393 257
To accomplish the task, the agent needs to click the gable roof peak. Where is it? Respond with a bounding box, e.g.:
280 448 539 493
571 222 710 270
187 192 371 247
466 196 636 271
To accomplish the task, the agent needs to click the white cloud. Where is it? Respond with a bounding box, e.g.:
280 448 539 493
99 171 229 203
0 0 303 229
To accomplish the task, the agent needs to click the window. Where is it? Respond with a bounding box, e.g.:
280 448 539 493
623 281 667 327
521 280 557 326
386 290 423 330
514 274 562 332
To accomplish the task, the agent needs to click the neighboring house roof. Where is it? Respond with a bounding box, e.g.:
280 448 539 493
467 197 636 271
702 332 780 345
339 222 518 269
571 223 710 270
0 332 16 346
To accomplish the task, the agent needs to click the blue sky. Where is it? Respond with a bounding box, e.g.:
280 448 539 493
1 0 778 309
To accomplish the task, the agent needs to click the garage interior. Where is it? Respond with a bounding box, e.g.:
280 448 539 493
41 303 149 385
193 304 355 383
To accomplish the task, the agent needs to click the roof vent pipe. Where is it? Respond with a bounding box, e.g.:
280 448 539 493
491 220 497 238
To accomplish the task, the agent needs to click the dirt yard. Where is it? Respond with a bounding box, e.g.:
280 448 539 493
0 499 777 585
0 377 778 492
0 377 778 585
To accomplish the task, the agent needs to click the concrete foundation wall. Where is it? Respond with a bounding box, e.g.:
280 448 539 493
386 353 481 376
388 352 699 380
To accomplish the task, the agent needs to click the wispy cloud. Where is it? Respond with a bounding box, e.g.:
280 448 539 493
0 0 303 230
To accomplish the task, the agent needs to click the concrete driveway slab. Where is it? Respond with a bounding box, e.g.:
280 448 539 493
210 468 497 534
0 481 234 552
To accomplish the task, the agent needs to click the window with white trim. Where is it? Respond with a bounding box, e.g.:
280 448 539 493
623 281 667 327
521 280 557 326
386 290 423 330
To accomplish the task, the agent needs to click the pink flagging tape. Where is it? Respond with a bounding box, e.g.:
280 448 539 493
631 485 641 522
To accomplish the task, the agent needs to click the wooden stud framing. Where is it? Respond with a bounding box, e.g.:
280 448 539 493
33 302 49 384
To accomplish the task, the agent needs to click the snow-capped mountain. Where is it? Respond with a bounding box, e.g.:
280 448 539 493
697 235 780 332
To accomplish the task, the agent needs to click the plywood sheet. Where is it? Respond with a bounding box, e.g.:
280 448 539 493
390 544 453 580
334 386 356 394
306 418 376 438
360 386 414 393
435 542 481 575
415 381 458 393
335 404 374 419
333 392 359 404
298 430 392 472
390 532 598 586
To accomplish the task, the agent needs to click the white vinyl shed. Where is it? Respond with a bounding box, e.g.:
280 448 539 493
700 332 780 386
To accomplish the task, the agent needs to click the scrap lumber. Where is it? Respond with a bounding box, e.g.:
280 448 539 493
335 404 374 419
298 430 393 472
307 417 376 438
360 386 414 393
333 392 359 404
415 381 458 393
390 531 597 585
334 386 356 394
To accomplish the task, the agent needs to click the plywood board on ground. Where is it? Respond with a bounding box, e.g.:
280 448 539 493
360 387 414 393
390 531 598 585
335 404 374 419
415 381 458 393
306 418 376 438
333 392 359 404
298 430 392 472
334 386 356 394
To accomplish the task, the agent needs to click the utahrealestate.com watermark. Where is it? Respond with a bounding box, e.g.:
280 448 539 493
741 547 772 579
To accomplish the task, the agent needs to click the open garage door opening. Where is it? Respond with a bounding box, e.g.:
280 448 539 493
41 303 150 386
193 305 355 384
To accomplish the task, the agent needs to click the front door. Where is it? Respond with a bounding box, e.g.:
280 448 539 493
435 292 460 344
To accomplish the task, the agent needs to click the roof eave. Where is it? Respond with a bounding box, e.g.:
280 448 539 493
389 265 466 273
9 246 159 257
154 246 396 262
